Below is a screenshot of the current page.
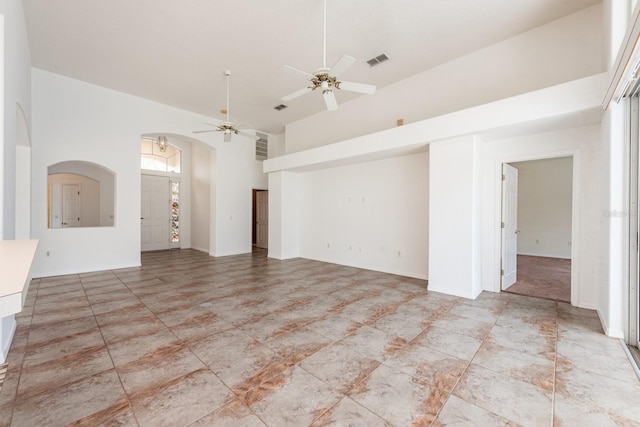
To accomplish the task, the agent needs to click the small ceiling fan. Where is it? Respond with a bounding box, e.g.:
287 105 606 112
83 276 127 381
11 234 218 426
282 0 376 111
194 70 259 142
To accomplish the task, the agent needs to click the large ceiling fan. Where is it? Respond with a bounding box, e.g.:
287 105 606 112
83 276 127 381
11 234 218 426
194 70 259 142
282 0 376 111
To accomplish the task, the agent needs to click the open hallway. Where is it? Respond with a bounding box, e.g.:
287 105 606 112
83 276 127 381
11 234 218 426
505 255 571 303
0 249 638 426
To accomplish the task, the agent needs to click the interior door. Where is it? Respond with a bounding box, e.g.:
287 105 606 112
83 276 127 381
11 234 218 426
62 184 81 227
256 190 269 249
141 174 170 251
501 164 519 289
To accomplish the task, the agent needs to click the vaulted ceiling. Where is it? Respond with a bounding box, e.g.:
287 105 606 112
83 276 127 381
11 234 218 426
23 0 600 134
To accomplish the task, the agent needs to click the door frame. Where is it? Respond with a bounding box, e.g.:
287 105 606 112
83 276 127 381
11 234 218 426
496 151 579 306
628 96 639 348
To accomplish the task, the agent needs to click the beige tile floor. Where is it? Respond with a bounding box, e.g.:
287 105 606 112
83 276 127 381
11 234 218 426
0 249 638 426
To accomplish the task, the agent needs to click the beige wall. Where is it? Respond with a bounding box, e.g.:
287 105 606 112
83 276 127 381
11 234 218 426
511 157 573 259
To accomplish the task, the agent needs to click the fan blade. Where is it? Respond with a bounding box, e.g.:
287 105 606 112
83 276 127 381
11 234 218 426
193 129 218 134
224 132 232 142
337 80 376 94
202 122 219 127
238 130 260 141
283 86 313 101
283 64 315 79
323 90 338 111
329 55 355 77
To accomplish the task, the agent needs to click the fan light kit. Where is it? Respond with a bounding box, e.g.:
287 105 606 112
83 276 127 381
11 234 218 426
282 0 376 111
193 70 260 142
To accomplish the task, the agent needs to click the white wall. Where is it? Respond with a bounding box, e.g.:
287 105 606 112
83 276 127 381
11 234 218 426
429 136 482 298
268 133 286 159
266 74 604 300
1 0 31 239
511 157 573 259
284 4 603 153
0 0 31 364
298 151 429 279
191 142 211 253
481 125 601 310
597 0 634 339
31 69 266 277
268 171 299 260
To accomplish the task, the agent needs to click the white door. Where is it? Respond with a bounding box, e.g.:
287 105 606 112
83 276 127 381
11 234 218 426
141 175 170 251
62 184 81 227
256 190 269 249
501 164 519 289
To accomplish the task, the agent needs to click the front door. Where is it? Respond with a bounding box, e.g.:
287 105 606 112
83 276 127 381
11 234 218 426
501 164 519 289
141 174 170 251
256 190 269 249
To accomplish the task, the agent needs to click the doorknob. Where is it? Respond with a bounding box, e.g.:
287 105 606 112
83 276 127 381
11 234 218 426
515 230 521 234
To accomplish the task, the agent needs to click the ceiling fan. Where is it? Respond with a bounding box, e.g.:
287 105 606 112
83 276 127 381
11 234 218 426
281 0 376 111
193 70 259 142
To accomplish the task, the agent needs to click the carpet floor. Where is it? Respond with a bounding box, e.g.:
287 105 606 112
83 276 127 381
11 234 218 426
504 255 571 303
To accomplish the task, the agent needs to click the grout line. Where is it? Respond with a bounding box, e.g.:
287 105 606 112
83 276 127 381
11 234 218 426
79 273 141 427
551 305 559 426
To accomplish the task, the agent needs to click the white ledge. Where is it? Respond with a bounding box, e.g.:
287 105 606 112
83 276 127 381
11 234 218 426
264 73 607 173
0 240 38 318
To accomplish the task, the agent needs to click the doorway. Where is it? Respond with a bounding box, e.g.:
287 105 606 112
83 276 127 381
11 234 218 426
252 189 268 249
501 157 574 303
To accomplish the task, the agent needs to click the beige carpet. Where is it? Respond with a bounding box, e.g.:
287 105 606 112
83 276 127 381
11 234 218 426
504 255 571 303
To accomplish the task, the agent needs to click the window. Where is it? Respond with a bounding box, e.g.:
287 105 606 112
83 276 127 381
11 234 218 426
141 138 181 173
170 180 180 243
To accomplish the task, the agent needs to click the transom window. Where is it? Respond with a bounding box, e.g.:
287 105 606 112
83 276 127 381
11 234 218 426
141 137 181 173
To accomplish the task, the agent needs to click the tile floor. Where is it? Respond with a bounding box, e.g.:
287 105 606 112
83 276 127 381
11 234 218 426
0 249 639 426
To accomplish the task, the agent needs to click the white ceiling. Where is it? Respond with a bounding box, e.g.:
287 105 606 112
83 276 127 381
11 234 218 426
23 0 600 135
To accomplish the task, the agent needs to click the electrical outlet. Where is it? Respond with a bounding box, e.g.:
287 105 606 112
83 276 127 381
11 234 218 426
536 239 539 244
46 251 51 257
327 243 330 248
397 251 401 257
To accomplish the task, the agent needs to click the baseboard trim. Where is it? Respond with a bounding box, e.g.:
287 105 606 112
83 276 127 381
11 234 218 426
427 285 482 300
189 246 209 254
597 308 625 338
517 252 571 260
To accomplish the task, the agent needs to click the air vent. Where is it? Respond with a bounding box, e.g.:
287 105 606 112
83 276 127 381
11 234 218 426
274 104 288 111
367 53 389 67
255 132 268 160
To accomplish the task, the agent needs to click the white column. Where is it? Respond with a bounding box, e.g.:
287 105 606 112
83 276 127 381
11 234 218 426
268 171 299 259
428 135 482 299
0 15 5 241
